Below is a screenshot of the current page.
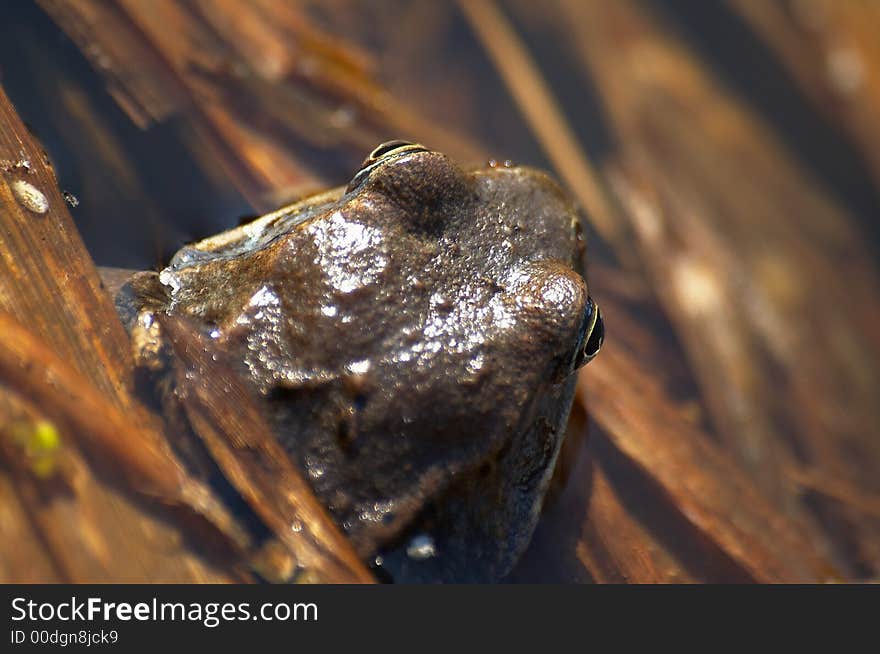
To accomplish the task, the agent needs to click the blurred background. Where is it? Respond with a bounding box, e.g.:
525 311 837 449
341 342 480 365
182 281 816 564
0 0 878 582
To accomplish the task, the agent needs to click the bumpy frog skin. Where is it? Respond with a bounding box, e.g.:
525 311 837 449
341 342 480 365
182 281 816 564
131 142 603 582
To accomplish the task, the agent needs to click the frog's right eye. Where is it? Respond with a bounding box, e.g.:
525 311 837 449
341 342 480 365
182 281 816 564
573 298 603 369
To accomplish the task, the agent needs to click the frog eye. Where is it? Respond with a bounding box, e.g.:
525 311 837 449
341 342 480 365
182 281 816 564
367 140 420 161
574 298 604 368
346 140 431 193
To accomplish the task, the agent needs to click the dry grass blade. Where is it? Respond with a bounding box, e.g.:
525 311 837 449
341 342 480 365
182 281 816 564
0 82 251 580
0 311 251 553
577 309 835 583
38 0 482 209
0 84 132 404
547 0 880 578
732 0 880 190
456 0 625 252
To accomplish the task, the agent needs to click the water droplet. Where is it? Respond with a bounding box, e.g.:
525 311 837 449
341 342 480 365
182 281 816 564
347 359 371 375
430 292 452 312
11 179 48 214
406 534 437 560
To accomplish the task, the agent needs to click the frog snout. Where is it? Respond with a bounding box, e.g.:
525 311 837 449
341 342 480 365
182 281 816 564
573 296 604 370
506 262 601 382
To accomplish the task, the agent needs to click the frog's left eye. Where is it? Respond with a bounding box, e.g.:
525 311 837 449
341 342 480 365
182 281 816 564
346 140 430 193
574 297 604 369
367 140 423 162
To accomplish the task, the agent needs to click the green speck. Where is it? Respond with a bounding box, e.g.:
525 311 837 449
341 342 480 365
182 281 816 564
9 419 62 478
30 421 60 453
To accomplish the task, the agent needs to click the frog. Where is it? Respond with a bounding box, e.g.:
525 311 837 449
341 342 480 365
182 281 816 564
117 141 603 582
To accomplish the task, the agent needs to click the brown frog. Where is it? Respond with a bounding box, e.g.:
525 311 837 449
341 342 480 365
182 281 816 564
123 141 603 582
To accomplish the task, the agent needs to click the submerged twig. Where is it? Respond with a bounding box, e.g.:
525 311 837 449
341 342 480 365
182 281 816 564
0 311 251 552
